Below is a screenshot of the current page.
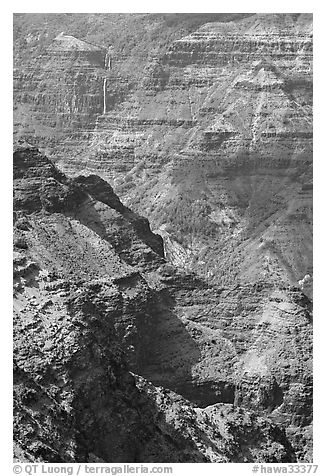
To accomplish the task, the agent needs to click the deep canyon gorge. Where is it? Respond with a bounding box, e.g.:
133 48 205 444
13 13 313 463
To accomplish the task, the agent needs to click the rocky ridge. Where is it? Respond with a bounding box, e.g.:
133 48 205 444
13 147 312 462
13 14 313 292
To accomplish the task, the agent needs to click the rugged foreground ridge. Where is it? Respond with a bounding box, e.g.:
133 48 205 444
13 147 312 462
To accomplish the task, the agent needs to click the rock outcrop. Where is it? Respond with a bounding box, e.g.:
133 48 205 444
13 12 313 464
14 28 107 161
13 147 312 462
13 14 313 293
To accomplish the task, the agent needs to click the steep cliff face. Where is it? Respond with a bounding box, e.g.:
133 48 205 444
14 31 107 160
102 13 312 289
13 147 312 462
13 13 312 291
13 13 250 159
13 11 313 465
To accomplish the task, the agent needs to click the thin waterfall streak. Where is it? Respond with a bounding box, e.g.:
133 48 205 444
103 78 107 114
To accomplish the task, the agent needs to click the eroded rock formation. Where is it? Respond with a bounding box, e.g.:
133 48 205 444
13 13 313 292
13 13 313 463
13 147 312 462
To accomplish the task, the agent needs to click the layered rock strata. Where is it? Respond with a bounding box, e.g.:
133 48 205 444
14 13 313 288
13 12 313 463
14 31 109 160
13 147 312 462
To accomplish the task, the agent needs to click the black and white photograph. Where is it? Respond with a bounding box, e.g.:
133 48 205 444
11 7 316 471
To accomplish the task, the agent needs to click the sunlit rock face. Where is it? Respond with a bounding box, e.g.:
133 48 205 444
14 30 108 159
14 14 312 289
13 147 312 462
86 13 312 292
14 146 303 463
13 13 313 463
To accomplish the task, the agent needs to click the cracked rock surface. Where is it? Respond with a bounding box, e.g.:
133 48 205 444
13 147 311 462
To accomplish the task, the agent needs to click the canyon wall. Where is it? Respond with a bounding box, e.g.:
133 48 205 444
13 147 312 462
13 14 313 462
13 13 313 289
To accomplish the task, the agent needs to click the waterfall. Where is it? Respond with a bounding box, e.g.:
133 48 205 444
103 78 107 115
105 52 112 70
